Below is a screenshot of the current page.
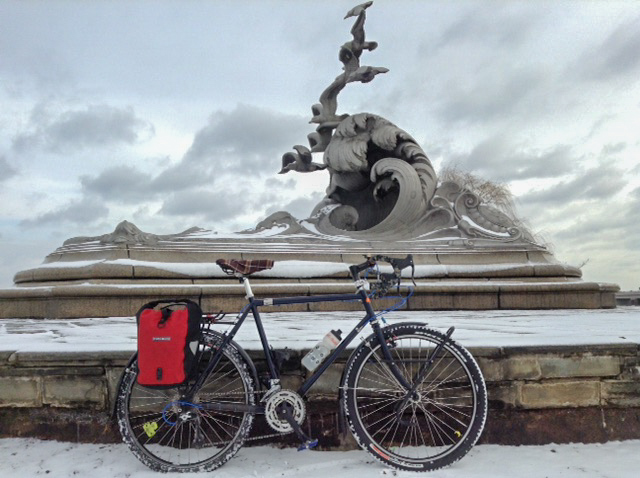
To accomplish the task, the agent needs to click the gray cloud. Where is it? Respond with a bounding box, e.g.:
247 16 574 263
67 103 318 225
519 166 628 206
79 165 155 203
552 187 639 245
436 68 547 126
154 104 311 190
577 15 640 81
12 104 154 153
0 155 17 182
601 142 627 156
20 197 109 228
435 4 538 51
159 189 247 222
269 191 325 220
447 136 575 182
183 104 309 166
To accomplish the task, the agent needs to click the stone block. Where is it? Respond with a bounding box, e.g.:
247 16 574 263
620 359 640 379
503 344 636 357
525 250 558 263
447 264 535 279
503 357 542 380
31 262 134 282
201 296 247 314
437 251 530 265
309 301 363 312
599 292 617 309
538 355 621 379
519 381 600 409
128 250 217 264
476 358 503 382
466 346 504 359
0 377 41 407
499 291 603 309
4 366 104 377
305 363 343 397
280 374 303 391
532 263 581 278
487 383 518 408
0 298 48 319
10 352 131 368
452 293 499 309
601 381 640 407
407 293 454 310
302 283 355 295
42 376 106 408
253 283 312 295
105 367 126 410
479 356 541 382
260 302 309 313
130 265 198 279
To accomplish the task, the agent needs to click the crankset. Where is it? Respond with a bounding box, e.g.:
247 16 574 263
264 390 317 450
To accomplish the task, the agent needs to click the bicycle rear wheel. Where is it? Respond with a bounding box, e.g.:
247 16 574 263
342 323 487 472
116 331 255 472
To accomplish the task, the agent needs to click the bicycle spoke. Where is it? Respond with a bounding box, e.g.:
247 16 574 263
345 326 486 471
117 331 255 472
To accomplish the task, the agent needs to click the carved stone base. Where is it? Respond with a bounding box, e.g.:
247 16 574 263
1 223 618 318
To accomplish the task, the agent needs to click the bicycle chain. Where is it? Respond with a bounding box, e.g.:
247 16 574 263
245 430 292 442
197 391 294 443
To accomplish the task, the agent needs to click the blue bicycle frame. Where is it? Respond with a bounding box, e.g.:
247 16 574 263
188 276 413 409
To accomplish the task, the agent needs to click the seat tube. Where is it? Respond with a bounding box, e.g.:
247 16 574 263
249 300 280 380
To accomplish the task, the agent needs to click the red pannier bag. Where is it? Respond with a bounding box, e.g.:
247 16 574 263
136 299 202 388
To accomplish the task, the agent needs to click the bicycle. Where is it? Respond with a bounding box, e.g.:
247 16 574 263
115 255 487 473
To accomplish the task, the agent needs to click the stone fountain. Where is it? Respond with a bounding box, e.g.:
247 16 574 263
0 2 617 317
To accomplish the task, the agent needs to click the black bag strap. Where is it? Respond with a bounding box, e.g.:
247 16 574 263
135 299 201 324
157 308 172 327
136 298 199 313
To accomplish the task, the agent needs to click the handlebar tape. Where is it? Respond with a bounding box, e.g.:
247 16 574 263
349 254 415 280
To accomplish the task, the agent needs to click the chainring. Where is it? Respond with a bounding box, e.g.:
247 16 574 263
264 389 306 433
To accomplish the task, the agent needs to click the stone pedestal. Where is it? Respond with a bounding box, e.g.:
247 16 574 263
0 226 618 318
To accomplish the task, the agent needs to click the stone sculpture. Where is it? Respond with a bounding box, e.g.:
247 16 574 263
4 1 618 317
267 1 532 244
63 220 205 246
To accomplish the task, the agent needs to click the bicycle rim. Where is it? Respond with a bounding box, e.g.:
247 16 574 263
345 327 486 471
117 335 255 472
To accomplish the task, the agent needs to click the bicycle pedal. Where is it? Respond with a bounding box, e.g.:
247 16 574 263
297 439 318 451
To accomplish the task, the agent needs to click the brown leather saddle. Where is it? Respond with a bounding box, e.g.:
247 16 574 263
216 259 274 276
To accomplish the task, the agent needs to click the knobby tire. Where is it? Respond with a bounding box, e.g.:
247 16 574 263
116 331 255 472
342 323 487 472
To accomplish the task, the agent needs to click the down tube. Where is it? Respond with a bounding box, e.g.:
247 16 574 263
297 312 373 397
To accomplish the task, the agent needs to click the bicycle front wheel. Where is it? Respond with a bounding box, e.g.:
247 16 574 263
116 331 255 472
342 323 487 472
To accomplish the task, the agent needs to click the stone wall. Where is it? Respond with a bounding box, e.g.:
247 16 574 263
1 344 639 446
0 279 619 319
617 291 640 306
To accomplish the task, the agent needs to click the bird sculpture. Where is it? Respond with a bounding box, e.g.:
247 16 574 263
279 145 327 174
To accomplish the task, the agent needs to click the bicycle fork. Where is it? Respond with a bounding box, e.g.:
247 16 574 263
374 324 456 416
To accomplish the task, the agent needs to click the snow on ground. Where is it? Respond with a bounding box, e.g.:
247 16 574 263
2 308 639 476
1 308 640 354
0 438 638 478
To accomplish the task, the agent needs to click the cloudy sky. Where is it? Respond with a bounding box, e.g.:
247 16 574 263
1 0 639 290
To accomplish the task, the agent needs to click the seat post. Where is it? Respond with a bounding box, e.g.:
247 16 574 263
241 276 254 299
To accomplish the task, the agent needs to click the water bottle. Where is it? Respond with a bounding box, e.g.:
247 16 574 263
302 329 343 371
